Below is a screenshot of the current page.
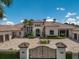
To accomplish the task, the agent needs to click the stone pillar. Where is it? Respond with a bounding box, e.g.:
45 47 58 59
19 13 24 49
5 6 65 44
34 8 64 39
77 34 79 40
21 31 24 38
3 34 5 42
9 33 12 41
18 42 30 59
72 53 78 59
56 42 67 59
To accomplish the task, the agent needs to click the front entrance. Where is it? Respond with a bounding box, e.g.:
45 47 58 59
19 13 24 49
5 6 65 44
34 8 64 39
29 46 56 59
36 29 41 37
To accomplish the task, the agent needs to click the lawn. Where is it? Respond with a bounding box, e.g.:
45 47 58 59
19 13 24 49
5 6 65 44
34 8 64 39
0 50 72 59
0 51 19 59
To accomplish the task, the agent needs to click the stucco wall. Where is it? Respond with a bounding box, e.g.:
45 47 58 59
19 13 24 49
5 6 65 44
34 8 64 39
0 31 12 41
68 29 73 38
57 48 66 59
20 48 29 59
45 27 58 37
33 27 43 37
14 30 24 38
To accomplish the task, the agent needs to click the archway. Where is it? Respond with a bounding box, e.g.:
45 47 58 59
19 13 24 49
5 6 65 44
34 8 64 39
36 29 41 37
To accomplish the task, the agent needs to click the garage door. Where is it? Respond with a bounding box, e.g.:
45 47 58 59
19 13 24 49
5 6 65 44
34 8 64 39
0 35 3 42
29 46 56 59
5 34 9 41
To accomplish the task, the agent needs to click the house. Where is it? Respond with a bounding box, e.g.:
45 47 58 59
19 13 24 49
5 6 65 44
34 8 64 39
0 19 79 42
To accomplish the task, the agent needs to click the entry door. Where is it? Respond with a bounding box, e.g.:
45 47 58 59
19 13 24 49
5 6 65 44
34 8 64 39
30 46 56 59
36 29 40 37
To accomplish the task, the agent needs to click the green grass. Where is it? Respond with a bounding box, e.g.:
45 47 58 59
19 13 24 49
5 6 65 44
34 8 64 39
0 51 19 59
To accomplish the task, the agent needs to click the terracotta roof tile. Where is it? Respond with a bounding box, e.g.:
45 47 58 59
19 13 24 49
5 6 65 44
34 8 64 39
18 42 30 48
0 24 24 32
56 42 67 48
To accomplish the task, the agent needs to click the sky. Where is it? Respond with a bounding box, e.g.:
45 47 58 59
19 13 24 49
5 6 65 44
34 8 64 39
1 0 79 25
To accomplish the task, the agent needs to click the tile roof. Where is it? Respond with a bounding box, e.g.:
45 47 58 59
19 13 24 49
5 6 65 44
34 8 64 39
44 22 76 29
0 22 78 32
56 42 67 48
0 24 24 32
18 42 30 48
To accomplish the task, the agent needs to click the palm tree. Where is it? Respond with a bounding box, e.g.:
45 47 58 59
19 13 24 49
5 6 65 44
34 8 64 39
28 19 33 26
23 19 28 28
42 19 46 37
23 19 34 38
0 0 12 19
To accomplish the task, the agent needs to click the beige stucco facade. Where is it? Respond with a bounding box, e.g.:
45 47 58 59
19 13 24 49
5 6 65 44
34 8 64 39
45 27 58 37
0 31 12 42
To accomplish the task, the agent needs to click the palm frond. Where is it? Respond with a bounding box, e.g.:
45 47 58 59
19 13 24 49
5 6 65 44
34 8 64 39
1 0 12 6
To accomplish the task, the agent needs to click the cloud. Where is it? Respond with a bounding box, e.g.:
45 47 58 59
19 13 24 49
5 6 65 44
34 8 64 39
2 18 7 21
0 17 15 25
76 16 79 19
65 18 76 24
65 12 76 18
65 17 79 25
20 20 24 23
1 21 14 25
46 17 54 22
57 7 65 11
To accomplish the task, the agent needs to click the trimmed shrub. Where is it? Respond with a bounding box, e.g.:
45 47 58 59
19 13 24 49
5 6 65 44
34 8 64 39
47 35 65 39
39 40 50 44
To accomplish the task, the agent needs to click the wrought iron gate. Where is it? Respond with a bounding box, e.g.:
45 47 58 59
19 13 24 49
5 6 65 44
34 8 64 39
29 46 56 59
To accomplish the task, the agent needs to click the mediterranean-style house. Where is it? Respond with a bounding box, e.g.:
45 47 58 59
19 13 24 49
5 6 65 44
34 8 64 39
0 19 79 59
0 19 79 42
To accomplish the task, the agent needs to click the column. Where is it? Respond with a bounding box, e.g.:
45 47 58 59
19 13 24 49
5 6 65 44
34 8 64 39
19 42 30 59
56 42 67 59
77 34 79 40
3 34 5 42
9 32 12 40
21 31 24 38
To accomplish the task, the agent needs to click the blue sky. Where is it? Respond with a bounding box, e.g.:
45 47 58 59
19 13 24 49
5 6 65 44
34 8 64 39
1 0 79 25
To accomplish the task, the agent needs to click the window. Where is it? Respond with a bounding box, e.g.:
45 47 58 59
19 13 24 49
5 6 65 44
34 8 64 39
60 52 64 54
35 24 41 26
19 32 21 35
50 30 54 35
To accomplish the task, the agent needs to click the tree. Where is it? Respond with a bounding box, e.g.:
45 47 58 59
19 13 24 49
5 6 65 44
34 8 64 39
23 19 28 24
42 19 46 37
22 19 34 38
0 0 12 19
28 19 33 26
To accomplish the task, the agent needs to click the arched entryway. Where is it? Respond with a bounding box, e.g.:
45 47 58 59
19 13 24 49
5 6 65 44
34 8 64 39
36 29 41 37
29 46 56 59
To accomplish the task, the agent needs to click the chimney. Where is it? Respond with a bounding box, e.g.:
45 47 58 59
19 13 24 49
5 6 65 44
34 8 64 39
53 19 56 22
